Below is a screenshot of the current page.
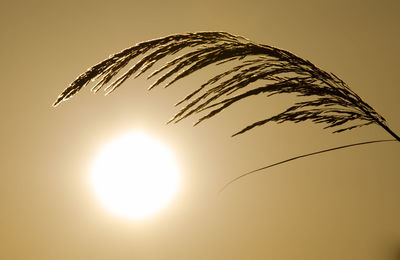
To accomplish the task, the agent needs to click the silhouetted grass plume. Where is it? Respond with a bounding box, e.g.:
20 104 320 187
54 31 399 188
54 31 399 141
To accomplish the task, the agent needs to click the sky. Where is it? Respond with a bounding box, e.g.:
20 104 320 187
1 0 400 259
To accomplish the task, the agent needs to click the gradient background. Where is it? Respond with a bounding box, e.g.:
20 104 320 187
1 0 399 259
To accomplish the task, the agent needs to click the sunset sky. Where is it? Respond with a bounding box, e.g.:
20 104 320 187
1 0 399 259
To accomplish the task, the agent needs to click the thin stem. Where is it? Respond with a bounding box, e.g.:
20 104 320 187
219 139 397 193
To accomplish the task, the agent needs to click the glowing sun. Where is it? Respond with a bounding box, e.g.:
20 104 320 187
90 132 180 219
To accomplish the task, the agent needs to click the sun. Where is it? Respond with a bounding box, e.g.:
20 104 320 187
90 131 180 219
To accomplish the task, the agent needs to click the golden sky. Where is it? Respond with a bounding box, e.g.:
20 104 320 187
1 0 399 259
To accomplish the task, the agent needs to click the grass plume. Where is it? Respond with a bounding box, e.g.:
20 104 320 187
53 31 399 141
54 32 399 188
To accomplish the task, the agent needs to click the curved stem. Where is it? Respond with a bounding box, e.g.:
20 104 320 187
219 139 397 193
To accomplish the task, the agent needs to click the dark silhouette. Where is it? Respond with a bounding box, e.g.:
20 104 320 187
53 31 399 188
53 31 399 140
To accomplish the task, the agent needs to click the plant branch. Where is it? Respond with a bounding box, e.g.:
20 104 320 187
53 32 395 138
219 139 397 193
376 121 400 142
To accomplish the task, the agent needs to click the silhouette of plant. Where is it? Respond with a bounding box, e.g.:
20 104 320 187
54 31 399 140
54 31 399 188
